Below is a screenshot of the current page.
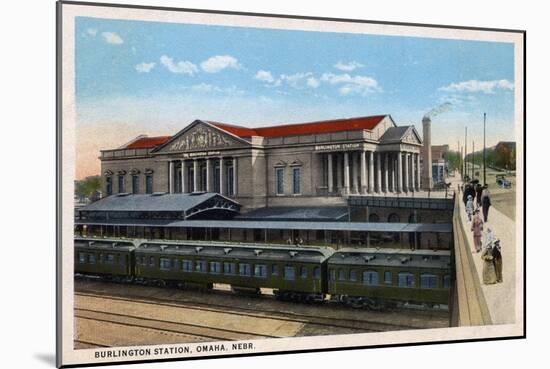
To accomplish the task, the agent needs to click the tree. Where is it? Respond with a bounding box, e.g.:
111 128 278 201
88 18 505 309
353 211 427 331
75 176 102 201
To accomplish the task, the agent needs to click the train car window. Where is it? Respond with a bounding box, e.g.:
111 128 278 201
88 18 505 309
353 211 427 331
420 274 438 289
182 260 193 272
160 258 171 271
313 266 321 279
384 271 392 285
224 262 236 275
443 275 451 288
254 264 267 278
239 263 252 277
363 270 379 286
300 266 308 279
196 260 207 273
210 261 221 274
329 269 336 281
338 269 346 281
349 270 358 282
105 254 115 264
78 253 86 263
88 253 96 264
398 272 415 288
271 264 279 276
284 266 296 281
149 256 155 267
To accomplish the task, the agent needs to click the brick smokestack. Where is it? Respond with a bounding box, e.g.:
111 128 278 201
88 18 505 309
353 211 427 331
422 116 433 189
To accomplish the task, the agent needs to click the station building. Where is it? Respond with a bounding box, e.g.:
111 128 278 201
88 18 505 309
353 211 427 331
79 115 454 250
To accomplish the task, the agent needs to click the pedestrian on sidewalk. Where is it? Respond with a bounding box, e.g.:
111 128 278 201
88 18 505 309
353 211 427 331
481 185 492 222
492 239 503 283
466 195 474 221
471 209 484 252
475 183 483 209
481 243 497 285
485 227 494 248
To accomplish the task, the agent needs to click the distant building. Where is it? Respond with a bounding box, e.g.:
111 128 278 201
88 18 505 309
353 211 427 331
494 141 516 170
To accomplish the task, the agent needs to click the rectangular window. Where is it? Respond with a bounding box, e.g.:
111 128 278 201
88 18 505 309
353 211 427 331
132 175 139 194
292 167 301 194
88 253 96 264
398 272 415 288
420 274 438 289
329 269 336 281
384 271 392 285
195 260 207 273
363 271 379 286
78 253 86 263
239 263 251 277
106 177 113 196
105 254 115 264
224 262 236 275
145 175 153 194
349 270 358 282
214 166 221 193
210 261 222 274
118 175 125 193
227 166 234 196
271 264 279 276
254 264 267 278
182 260 193 272
276 168 284 195
338 270 346 281
284 266 295 281
160 258 171 271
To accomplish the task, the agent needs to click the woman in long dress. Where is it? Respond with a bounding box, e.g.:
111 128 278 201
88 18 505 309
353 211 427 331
481 243 497 284
471 210 484 253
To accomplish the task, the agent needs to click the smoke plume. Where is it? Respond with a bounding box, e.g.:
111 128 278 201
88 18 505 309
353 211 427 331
423 102 452 120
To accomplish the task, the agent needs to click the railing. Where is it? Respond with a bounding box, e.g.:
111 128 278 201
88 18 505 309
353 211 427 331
450 194 492 326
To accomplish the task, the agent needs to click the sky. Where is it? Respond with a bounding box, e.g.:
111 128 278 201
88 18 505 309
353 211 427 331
75 16 516 179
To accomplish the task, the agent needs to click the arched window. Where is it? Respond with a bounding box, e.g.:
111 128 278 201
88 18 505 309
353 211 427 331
363 270 379 286
398 272 415 288
420 274 438 289
369 213 380 222
388 213 401 223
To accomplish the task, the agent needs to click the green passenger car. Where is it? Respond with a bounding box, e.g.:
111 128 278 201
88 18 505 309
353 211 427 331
327 248 451 308
74 238 136 279
134 241 332 300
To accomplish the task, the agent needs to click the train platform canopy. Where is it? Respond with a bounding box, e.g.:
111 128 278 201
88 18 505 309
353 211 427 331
77 192 240 220
235 206 349 221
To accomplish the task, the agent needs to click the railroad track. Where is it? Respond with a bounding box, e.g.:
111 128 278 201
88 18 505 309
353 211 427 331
74 339 110 348
75 291 417 333
75 307 278 341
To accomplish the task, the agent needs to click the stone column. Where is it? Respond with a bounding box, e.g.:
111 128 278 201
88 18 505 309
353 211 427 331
169 161 174 194
181 160 187 193
404 153 410 192
336 154 342 193
384 153 389 193
352 153 359 194
232 157 238 197
411 154 416 191
327 153 334 194
219 157 225 195
343 152 350 195
206 158 212 192
376 152 382 193
416 154 421 191
360 151 367 194
368 151 374 193
193 159 199 192
397 153 403 192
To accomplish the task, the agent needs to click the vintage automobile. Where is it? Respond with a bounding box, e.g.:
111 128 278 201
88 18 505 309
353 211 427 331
496 175 511 188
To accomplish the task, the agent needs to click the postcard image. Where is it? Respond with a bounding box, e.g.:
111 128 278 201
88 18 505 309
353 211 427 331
57 1 525 367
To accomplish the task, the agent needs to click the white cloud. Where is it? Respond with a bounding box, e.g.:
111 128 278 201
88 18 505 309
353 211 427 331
438 79 514 94
334 61 364 72
320 73 380 95
160 55 199 75
135 62 156 73
280 72 314 89
101 32 123 45
200 55 241 73
254 70 275 83
306 77 320 88
86 28 98 37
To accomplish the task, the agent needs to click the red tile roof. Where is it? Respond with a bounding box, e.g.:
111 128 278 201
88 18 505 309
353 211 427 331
125 136 171 149
208 115 387 138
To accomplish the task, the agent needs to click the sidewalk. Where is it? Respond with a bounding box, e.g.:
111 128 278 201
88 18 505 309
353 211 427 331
453 178 516 324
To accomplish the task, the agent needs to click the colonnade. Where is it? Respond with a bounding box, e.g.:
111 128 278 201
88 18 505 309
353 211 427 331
324 151 420 195
167 157 237 196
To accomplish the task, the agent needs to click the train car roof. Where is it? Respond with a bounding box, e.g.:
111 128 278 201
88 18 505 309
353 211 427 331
328 248 451 269
74 237 137 251
135 240 334 263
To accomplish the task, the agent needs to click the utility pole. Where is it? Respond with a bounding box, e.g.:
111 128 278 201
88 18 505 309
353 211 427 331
472 140 475 180
464 127 467 181
483 112 487 186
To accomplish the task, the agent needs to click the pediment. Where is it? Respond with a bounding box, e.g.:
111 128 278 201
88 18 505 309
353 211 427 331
153 120 248 153
402 127 422 145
